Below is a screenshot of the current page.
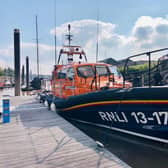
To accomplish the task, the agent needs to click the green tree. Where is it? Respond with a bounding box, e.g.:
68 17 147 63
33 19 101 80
3 67 14 77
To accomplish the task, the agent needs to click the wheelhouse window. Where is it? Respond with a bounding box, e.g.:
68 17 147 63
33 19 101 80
57 68 67 79
109 66 122 77
95 65 109 76
67 67 75 80
77 65 94 78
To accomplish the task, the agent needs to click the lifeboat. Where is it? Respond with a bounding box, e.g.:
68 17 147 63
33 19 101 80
44 25 168 144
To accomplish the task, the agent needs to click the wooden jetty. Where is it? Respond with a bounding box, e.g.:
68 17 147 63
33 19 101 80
0 96 131 168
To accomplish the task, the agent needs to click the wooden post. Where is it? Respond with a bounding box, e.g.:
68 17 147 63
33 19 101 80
26 56 29 88
14 29 21 96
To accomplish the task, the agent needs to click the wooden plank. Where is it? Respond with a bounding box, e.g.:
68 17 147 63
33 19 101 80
0 96 131 168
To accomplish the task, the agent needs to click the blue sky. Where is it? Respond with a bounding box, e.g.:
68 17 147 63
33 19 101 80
1 0 168 74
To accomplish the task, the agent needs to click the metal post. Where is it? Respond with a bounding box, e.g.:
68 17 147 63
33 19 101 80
54 0 57 65
26 56 29 88
141 74 144 87
147 53 151 88
96 7 99 63
14 29 21 96
36 15 39 78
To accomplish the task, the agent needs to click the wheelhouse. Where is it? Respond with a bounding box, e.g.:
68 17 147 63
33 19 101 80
51 63 131 98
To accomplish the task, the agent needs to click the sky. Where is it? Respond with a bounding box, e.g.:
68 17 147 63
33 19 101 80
1 0 168 75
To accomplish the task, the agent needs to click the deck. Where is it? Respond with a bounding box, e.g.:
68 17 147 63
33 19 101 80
0 96 131 168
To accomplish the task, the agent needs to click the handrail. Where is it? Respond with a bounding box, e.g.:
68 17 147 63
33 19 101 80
123 47 168 88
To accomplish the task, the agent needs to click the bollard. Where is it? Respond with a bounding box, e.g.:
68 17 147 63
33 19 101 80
2 99 10 123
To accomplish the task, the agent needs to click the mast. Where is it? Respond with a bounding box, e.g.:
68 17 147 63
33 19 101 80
54 0 57 65
35 15 39 78
66 24 73 46
96 4 99 63
66 24 73 63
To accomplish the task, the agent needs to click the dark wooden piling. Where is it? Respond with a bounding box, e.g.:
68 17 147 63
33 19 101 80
21 65 25 86
14 29 21 96
26 56 29 88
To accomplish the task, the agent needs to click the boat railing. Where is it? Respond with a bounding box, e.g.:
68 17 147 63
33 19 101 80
123 47 168 88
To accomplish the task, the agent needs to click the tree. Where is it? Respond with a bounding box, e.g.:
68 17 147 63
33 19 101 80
0 67 3 76
3 68 14 77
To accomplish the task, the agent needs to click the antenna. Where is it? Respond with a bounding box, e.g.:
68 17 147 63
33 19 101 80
35 15 39 78
96 2 99 63
66 24 73 46
54 0 57 65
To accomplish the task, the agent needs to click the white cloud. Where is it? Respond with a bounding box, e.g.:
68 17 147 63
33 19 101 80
21 42 55 75
22 42 54 52
50 19 119 62
133 16 168 31
0 45 13 57
132 16 168 50
0 45 14 69
0 48 13 57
